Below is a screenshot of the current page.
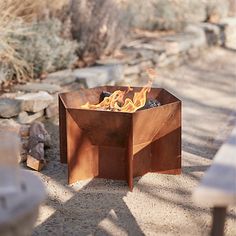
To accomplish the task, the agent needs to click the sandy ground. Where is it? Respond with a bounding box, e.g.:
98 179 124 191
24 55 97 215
32 47 236 236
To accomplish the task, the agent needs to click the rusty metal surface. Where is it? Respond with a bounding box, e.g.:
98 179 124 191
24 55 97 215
59 86 181 190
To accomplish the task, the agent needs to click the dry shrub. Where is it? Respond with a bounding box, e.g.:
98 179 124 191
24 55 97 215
70 0 131 65
0 2 32 84
17 18 78 78
2 0 68 21
0 0 77 85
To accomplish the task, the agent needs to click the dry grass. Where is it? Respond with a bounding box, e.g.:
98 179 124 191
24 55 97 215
0 1 33 83
0 0 72 85
2 0 68 20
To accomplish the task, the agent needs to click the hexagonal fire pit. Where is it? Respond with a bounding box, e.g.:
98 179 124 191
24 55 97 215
59 86 181 190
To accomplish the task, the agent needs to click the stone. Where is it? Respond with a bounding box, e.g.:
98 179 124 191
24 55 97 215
220 17 236 49
0 98 22 118
14 82 61 94
187 47 200 60
0 119 21 134
16 91 53 113
19 138 28 163
75 65 124 88
139 60 154 69
20 125 30 137
0 92 24 99
0 118 30 138
157 54 179 67
29 122 51 148
136 49 157 60
124 65 140 75
45 103 58 118
199 22 222 46
18 111 44 124
129 41 166 53
43 69 76 86
184 25 207 48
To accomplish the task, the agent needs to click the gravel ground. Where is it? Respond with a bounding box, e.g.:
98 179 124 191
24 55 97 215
32 47 236 236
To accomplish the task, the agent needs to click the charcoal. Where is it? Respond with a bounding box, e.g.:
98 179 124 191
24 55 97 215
138 99 161 110
99 91 112 102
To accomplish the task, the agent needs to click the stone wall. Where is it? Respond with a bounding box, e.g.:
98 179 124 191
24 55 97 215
120 0 232 31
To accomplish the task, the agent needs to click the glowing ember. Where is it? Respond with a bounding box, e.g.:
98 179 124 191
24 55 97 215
81 68 157 113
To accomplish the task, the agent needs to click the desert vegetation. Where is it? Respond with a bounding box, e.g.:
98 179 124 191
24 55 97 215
0 0 235 87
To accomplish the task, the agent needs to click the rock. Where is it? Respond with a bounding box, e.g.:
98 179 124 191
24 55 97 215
157 54 180 67
14 82 61 94
19 138 28 163
0 119 21 134
0 98 22 118
18 153 27 163
124 65 140 75
43 69 77 86
199 22 222 46
29 122 51 148
75 64 124 88
16 91 53 113
184 25 207 48
0 92 24 99
20 125 30 137
139 60 154 69
18 111 44 124
45 103 58 118
0 118 30 138
220 17 236 50
187 47 200 60
128 41 166 53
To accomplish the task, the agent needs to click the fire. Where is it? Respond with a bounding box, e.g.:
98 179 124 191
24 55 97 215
81 68 156 113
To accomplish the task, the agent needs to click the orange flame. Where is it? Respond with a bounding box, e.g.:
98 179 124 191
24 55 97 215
81 68 156 113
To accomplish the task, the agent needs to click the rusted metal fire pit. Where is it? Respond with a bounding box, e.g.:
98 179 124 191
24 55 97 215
59 86 181 190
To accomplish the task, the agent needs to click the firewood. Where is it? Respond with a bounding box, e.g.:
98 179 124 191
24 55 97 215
26 155 45 172
27 143 45 171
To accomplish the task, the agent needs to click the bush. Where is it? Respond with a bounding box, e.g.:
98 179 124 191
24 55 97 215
16 18 78 78
70 0 131 65
0 0 77 85
125 0 230 31
0 3 32 84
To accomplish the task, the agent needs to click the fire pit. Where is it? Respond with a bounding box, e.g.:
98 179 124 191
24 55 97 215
59 86 181 190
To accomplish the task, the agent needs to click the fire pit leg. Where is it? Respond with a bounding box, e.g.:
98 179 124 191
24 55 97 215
151 127 181 174
127 131 134 191
59 97 67 164
66 111 99 184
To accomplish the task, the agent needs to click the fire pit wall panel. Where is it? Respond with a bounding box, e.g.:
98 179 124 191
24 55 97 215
59 86 181 190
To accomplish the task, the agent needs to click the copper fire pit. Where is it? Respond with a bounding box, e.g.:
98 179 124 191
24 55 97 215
59 86 181 190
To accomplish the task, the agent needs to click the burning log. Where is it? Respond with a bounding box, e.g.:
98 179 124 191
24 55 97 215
138 99 161 110
26 122 50 171
99 91 112 102
81 68 157 112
